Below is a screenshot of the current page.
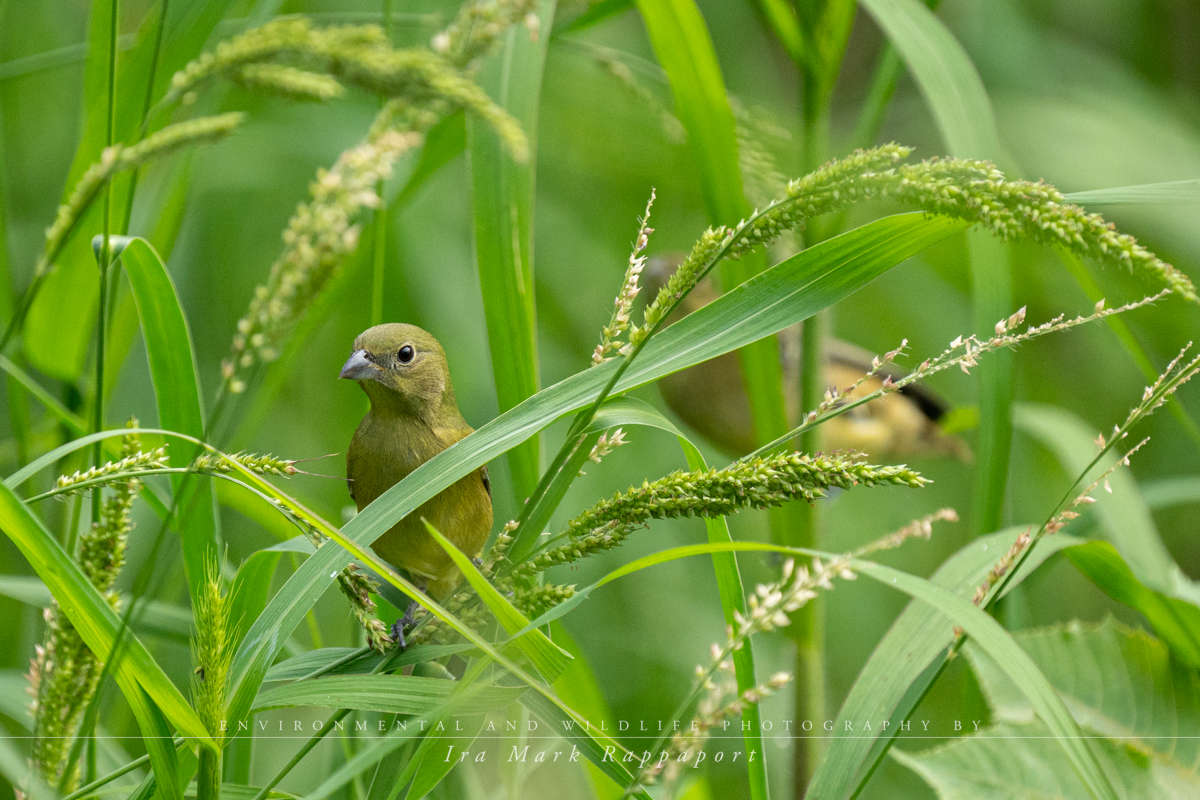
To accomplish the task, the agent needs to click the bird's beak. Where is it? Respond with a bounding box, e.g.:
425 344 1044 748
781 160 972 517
340 350 377 381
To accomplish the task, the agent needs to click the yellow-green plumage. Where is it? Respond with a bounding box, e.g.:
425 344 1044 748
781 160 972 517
342 324 492 600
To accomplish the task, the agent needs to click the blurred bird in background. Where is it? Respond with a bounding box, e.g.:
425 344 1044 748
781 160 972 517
644 255 969 460
341 324 493 646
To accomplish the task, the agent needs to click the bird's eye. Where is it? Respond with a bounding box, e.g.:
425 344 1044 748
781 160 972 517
397 345 415 364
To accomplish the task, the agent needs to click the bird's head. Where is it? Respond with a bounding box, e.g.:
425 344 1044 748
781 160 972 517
340 324 455 417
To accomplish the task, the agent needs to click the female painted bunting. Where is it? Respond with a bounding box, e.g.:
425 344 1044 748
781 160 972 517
645 256 969 460
341 323 492 646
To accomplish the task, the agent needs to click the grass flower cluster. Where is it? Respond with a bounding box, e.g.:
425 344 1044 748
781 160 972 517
639 145 1195 345
191 556 233 800
593 191 655 364
511 452 926 578
34 114 244 284
28 429 143 790
190 451 297 477
159 16 526 159
224 129 423 392
54 446 169 495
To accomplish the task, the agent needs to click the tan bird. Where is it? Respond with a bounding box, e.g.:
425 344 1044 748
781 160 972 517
645 256 968 460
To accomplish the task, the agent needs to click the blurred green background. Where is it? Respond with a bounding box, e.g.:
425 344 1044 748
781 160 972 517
2 1 1199 797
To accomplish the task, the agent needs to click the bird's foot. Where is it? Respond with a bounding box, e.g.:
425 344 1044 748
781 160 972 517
390 600 420 650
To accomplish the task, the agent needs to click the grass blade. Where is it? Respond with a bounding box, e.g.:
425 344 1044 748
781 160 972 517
859 0 1012 537
0 481 214 751
1065 180 1200 206
468 1 555 504
120 237 218 601
584 396 770 799
252 675 524 716
21 0 240 378
805 528 1076 800
851 560 1121 800
1014 402 1190 596
424 521 573 681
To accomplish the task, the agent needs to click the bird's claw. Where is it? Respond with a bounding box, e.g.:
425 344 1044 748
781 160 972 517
390 599 420 650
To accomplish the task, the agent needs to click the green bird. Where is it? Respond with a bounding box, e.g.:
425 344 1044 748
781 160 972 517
341 323 493 647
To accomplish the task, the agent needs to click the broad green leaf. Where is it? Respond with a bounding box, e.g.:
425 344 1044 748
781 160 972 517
1067 542 1200 668
423 521 573 681
806 529 1078 800
468 0 554 503
852 561 1120 800
894 720 1197 799
228 212 967 731
1014 402 1199 601
966 618 1200 771
0 481 215 752
251 675 525 716
1065 180 1200 206
121 237 217 602
897 618 1200 798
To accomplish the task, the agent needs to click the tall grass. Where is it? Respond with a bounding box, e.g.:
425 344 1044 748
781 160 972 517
1 3 1199 800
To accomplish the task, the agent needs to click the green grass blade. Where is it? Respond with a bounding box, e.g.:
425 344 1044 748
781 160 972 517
218 470 650 796
22 0 238 380
634 3 797 642
0 576 193 642
468 1 555 504
120 238 217 601
424 521 573 681
852 560 1121 800
550 622 623 800
858 0 1001 156
1014 402 1188 596
0 481 215 751
805 528 1076 800
859 0 1013 537
252 675 524 716
752 0 806 66
583 396 770 799
226 213 965 729
229 549 281 652
1067 541 1200 668
1065 180 1200 206
401 714 486 800
517 690 651 798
